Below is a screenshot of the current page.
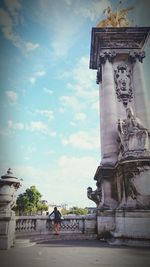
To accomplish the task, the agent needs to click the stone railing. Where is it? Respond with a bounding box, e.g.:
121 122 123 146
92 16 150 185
15 214 97 236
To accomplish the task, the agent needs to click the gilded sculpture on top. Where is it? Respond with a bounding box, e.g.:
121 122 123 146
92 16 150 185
97 2 133 28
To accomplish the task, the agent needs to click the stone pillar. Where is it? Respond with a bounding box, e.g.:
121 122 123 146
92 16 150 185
99 51 118 166
129 51 150 128
0 169 21 250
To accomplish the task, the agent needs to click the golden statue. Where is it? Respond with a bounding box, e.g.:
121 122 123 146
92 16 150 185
97 4 133 27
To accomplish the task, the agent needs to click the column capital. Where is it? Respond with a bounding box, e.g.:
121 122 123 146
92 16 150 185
129 51 145 63
99 51 116 64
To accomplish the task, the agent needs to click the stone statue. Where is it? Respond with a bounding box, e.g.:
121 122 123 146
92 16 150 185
87 186 102 205
97 4 133 28
114 64 133 106
118 108 150 159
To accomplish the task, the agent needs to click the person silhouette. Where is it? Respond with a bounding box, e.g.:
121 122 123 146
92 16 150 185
49 207 62 235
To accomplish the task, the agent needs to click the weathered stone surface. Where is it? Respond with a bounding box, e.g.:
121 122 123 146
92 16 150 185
88 27 150 246
0 169 21 250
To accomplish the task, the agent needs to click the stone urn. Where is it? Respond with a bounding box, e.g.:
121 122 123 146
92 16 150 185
0 168 22 249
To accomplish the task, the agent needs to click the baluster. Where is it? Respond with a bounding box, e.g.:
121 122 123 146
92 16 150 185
31 219 35 231
27 219 32 231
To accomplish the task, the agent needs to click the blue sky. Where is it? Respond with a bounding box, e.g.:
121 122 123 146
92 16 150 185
0 0 150 208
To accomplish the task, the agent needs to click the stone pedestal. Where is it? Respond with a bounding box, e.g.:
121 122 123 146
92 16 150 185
88 27 150 246
110 210 150 247
97 209 150 247
0 211 16 249
0 169 21 249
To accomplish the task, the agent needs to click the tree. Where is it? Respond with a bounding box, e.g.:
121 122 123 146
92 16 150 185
70 207 88 215
62 206 88 215
37 202 48 215
15 185 48 215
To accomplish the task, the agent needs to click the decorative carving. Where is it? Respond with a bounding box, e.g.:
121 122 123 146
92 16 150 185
99 51 116 64
114 64 133 106
101 40 142 49
87 186 102 205
117 161 150 210
117 107 150 160
129 51 145 63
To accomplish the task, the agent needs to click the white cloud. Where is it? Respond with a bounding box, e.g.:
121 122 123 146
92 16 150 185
74 0 110 22
60 95 84 112
74 112 86 121
29 77 36 84
7 119 56 137
43 87 53 95
62 130 100 150
35 109 54 121
5 90 18 105
59 56 98 114
8 120 24 130
29 70 46 84
58 107 66 113
69 121 76 127
0 6 39 52
58 155 97 181
68 56 98 100
26 121 56 137
25 42 39 51
45 149 55 155
27 121 48 132
35 70 46 77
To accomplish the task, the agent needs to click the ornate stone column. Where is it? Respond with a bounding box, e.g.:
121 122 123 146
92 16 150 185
88 27 150 246
129 51 150 128
99 51 118 166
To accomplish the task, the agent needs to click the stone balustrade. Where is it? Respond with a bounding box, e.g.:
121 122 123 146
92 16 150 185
16 214 97 237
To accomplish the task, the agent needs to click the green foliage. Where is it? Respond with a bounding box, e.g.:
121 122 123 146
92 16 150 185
61 208 69 215
70 207 88 215
37 202 48 213
62 206 88 215
15 185 48 215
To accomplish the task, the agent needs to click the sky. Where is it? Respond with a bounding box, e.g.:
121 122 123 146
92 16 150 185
0 0 150 208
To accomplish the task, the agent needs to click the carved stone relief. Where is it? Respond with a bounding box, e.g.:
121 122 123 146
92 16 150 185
129 51 145 63
114 64 133 106
99 51 116 64
101 40 143 49
117 161 150 210
117 107 150 161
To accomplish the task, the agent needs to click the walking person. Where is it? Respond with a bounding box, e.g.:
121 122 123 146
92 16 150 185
49 207 62 235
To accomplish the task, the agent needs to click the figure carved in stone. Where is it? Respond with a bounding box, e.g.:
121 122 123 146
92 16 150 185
114 64 133 106
117 174 141 209
87 186 102 205
118 108 150 159
96 5 133 28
